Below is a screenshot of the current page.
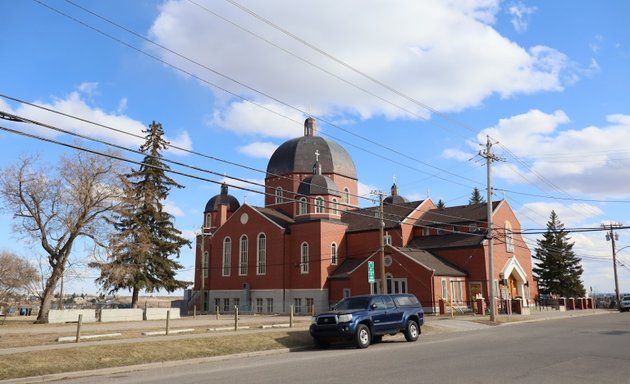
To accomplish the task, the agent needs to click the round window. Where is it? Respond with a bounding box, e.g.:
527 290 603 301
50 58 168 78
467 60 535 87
384 255 392 267
240 213 249 224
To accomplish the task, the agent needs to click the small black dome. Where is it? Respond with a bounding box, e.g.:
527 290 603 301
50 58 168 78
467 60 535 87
205 183 240 213
298 174 340 196
384 195 409 205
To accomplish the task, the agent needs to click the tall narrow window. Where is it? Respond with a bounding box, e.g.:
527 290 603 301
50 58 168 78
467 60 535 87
257 233 266 275
298 197 308 215
331 198 339 215
202 251 209 285
301 242 309 273
441 279 448 299
205 213 212 228
222 237 231 276
505 223 514 253
343 187 350 207
315 196 325 213
331 242 338 265
239 235 248 276
275 187 283 204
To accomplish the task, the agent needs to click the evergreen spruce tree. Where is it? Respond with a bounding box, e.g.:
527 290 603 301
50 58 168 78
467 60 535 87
436 199 446 209
468 187 485 204
92 121 191 307
532 211 585 298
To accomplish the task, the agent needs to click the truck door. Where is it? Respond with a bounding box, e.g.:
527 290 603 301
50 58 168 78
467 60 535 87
369 297 390 333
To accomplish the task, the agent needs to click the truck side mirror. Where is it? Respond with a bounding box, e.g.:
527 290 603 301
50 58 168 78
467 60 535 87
370 304 378 310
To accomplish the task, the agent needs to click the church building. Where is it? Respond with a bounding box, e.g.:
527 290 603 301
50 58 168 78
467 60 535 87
192 118 534 314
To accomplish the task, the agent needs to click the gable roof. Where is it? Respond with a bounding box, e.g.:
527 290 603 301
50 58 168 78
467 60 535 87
408 233 485 249
253 206 295 229
341 200 425 233
416 201 501 227
328 257 368 280
395 247 467 277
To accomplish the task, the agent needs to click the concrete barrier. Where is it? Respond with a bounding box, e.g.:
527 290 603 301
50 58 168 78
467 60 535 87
144 308 181 320
99 308 143 322
48 309 97 324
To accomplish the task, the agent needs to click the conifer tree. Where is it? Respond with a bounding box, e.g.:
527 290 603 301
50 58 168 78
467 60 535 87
436 199 446 209
532 211 585 298
468 187 485 204
92 122 191 307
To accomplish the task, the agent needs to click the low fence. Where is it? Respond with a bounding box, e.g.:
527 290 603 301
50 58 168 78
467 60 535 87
47 307 180 324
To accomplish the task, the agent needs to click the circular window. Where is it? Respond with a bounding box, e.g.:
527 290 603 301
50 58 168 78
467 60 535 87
240 213 249 224
384 255 392 267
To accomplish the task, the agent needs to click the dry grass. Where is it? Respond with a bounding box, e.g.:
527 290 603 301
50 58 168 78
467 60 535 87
0 330 312 380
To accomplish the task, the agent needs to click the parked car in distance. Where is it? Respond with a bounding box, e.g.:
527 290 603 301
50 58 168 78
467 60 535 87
620 294 630 312
309 294 424 349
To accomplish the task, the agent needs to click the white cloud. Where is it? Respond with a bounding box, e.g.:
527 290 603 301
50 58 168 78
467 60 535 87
149 0 570 127
116 97 128 114
506 2 537 33
239 142 278 158
164 199 185 217
442 148 473 161
207 100 305 139
1 85 192 156
517 202 603 228
468 110 630 198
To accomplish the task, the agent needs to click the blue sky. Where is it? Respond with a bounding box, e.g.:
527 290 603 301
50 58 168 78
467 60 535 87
2 0 630 296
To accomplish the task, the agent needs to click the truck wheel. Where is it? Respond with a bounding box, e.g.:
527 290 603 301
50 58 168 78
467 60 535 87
404 320 419 342
355 324 371 348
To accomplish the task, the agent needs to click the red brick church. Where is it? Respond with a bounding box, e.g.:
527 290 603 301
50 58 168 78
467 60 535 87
192 118 534 314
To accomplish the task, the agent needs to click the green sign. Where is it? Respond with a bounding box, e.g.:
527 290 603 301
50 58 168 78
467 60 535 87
367 261 375 283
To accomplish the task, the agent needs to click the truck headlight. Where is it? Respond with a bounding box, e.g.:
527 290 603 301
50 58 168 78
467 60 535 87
337 314 352 323
311 316 317 325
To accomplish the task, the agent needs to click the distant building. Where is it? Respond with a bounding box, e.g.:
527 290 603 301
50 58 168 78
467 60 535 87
191 118 534 314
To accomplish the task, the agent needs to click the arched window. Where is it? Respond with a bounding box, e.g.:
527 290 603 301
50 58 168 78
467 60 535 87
298 197 308 215
331 242 338 265
275 187 283 204
315 196 325 213
331 198 339 215
205 213 212 228
257 233 266 275
505 222 514 252
301 242 309 274
222 237 231 276
343 187 350 207
239 235 248 276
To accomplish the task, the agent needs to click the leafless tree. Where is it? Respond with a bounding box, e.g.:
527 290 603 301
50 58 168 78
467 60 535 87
0 151 121 323
0 250 39 301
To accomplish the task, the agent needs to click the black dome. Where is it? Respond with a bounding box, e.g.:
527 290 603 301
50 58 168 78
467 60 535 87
205 183 240 213
298 174 340 196
384 195 409 205
266 119 357 179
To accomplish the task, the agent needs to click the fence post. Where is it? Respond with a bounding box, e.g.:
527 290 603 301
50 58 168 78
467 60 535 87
289 304 294 328
193 305 196 318
234 306 239 331
216 306 220 320
166 310 171 335
75 314 83 343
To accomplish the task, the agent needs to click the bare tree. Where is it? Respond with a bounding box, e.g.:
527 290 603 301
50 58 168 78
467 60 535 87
0 250 39 301
0 151 121 323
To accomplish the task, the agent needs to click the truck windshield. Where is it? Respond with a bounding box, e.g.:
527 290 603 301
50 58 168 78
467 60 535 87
333 297 371 310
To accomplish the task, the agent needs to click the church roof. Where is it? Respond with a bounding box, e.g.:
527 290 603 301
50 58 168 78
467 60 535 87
415 201 501 227
408 233 485 249
395 247 467 277
254 207 295 229
297 174 340 196
341 200 424 232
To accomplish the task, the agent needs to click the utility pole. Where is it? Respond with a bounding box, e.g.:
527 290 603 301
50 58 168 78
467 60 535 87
480 136 500 322
602 223 622 310
371 190 387 294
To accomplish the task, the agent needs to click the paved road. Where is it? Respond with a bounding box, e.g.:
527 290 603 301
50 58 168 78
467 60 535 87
42 312 630 384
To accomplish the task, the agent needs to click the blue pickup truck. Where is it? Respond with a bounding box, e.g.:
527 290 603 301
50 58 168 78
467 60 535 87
310 294 424 348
